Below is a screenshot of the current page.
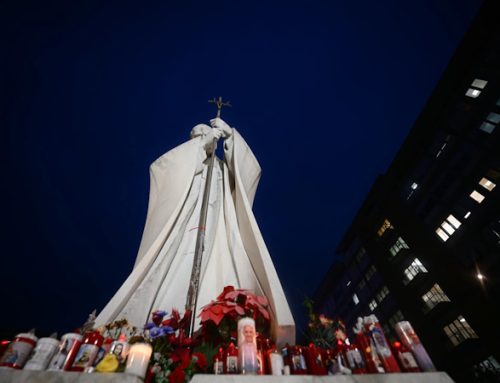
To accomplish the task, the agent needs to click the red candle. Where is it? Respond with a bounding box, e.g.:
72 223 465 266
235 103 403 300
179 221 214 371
70 331 103 371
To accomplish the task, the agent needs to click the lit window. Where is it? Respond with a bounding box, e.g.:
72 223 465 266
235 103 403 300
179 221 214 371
365 265 376 281
376 286 389 303
411 182 418 190
377 219 393 237
470 190 485 203
486 112 500 124
436 227 449 242
389 237 409 257
352 294 359 305
479 177 496 191
422 283 450 312
403 258 428 284
446 214 461 229
443 315 478 346
471 79 488 89
479 112 500 134
466 88 481 98
465 79 488 98
475 356 500 372
437 214 462 239
464 211 471 219
389 237 410 257
388 310 405 328
441 221 455 235
369 299 378 311
480 122 496 133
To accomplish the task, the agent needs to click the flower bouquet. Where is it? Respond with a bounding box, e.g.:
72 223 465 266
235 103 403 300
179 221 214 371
304 297 346 349
199 286 271 346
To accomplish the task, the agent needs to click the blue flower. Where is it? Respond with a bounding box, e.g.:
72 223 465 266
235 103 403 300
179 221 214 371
144 322 156 330
161 326 174 335
149 326 163 338
153 310 168 317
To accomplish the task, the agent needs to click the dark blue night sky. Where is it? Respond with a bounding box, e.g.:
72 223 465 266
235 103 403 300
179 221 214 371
1 0 483 338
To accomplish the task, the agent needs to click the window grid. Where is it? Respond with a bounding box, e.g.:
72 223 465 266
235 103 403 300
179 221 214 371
465 78 487 98
354 247 366 263
436 213 463 241
369 299 378 311
436 227 450 242
377 219 394 237
479 177 496 192
365 265 376 281
389 237 409 257
443 316 478 346
479 112 500 134
376 286 389 303
470 190 485 203
422 283 450 311
403 258 428 284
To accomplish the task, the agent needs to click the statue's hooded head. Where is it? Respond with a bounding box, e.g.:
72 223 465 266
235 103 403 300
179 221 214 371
190 124 211 139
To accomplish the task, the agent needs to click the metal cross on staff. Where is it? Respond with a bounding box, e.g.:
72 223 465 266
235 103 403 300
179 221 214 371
185 96 232 337
208 96 232 118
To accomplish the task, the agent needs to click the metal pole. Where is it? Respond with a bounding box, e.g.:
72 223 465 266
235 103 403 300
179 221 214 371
185 97 231 337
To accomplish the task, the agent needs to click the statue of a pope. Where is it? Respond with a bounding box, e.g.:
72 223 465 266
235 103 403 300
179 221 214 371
95 118 295 345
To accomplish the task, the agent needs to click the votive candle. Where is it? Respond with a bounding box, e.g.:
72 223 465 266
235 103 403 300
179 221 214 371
125 343 152 379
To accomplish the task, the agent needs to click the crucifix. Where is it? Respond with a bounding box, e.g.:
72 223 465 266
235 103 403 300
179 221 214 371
208 96 232 118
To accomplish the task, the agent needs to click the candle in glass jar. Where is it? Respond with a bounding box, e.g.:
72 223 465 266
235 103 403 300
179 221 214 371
269 351 284 375
125 343 152 378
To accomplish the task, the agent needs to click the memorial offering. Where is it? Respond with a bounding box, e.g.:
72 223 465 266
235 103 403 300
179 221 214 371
0 286 438 382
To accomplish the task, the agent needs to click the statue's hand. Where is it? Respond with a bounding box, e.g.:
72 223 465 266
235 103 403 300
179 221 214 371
210 118 233 138
203 127 222 155
210 127 223 141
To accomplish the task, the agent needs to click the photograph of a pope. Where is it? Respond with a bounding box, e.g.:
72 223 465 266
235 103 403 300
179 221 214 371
95 117 295 346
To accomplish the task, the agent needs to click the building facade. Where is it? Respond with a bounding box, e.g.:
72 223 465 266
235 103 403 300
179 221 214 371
314 2 500 381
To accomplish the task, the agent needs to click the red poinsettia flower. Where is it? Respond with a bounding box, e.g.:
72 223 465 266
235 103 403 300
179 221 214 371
168 365 185 383
170 347 191 369
216 285 235 300
200 286 271 329
192 352 207 370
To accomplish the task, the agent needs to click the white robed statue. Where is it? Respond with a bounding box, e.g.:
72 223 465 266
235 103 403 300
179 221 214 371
95 113 295 345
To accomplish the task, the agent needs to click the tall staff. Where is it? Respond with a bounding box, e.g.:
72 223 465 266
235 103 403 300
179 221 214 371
186 97 231 337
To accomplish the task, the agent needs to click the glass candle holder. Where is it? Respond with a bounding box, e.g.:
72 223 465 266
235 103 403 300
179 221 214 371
125 343 152 379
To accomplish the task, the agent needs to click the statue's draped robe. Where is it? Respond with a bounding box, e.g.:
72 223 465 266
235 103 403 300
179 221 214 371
95 129 295 345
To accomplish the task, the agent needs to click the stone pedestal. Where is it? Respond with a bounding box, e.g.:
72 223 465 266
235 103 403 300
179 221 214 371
0 369 143 383
0 370 454 383
191 373 455 382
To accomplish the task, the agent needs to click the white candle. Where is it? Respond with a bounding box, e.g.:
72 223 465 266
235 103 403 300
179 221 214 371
125 343 152 379
270 352 284 375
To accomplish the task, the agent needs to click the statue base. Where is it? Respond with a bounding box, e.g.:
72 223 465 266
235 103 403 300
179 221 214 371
0 369 454 383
